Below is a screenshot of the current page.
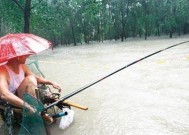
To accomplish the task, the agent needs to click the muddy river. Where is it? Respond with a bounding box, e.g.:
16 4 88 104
3 36 189 135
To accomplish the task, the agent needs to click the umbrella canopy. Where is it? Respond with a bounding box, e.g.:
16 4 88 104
0 33 52 63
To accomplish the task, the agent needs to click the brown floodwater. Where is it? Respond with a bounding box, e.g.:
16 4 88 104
2 35 189 135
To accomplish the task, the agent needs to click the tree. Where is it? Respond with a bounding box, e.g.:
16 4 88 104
1 0 189 45
11 0 45 33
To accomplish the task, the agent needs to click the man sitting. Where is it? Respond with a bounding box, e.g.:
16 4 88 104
0 55 62 122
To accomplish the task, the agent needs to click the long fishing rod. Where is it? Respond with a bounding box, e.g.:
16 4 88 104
44 40 189 110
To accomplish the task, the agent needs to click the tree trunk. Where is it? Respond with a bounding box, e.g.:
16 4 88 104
144 22 148 40
183 23 189 34
156 23 160 36
50 34 56 47
178 25 181 36
121 33 124 41
121 23 125 41
81 21 88 44
60 33 63 45
97 19 101 42
113 22 119 41
145 32 147 40
70 21 76 46
0 16 2 36
169 30 173 38
138 23 142 38
120 13 125 42
24 0 31 33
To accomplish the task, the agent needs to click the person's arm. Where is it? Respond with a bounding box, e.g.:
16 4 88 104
0 67 24 108
0 66 36 113
0 67 33 109
22 64 62 92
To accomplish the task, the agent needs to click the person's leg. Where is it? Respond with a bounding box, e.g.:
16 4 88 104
16 75 54 123
16 75 37 99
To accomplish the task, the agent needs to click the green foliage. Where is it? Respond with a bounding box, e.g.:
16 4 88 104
1 0 189 45
0 0 23 34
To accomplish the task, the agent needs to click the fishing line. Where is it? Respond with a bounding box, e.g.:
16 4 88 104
44 40 189 110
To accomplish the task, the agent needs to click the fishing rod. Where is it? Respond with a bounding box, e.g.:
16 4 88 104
44 40 189 110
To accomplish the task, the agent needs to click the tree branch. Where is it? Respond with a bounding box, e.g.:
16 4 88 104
11 0 24 12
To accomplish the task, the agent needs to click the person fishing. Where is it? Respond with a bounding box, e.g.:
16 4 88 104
0 55 62 122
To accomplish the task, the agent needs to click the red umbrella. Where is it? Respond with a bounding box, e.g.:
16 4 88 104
0 33 52 63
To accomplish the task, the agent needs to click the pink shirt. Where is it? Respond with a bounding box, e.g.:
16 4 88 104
4 65 25 93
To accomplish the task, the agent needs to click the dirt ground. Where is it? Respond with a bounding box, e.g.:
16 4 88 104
1 35 189 135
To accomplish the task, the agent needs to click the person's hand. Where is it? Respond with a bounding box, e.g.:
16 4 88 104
23 102 37 114
52 82 62 92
